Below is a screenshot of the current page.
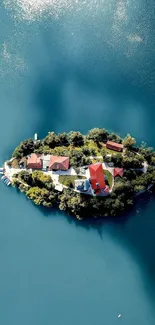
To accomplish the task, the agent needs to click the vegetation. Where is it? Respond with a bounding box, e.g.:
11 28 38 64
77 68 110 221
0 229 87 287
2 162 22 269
10 128 155 220
103 169 113 188
123 134 136 149
59 175 86 188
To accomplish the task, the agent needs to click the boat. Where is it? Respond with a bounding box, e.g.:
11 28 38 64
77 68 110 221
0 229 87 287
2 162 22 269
118 314 121 318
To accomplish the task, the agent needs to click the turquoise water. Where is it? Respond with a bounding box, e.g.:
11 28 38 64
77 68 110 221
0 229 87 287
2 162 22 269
1 0 155 324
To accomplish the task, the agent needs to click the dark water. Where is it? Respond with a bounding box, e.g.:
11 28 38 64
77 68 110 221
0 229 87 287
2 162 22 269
1 0 155 324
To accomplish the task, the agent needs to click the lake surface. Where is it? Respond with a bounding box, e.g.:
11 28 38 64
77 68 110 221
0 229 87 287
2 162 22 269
1 0 155 324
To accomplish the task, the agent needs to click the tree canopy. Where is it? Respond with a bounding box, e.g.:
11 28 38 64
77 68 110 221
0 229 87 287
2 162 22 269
123 134 136 149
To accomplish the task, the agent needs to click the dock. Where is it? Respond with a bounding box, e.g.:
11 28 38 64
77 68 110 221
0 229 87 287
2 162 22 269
0 166 11 186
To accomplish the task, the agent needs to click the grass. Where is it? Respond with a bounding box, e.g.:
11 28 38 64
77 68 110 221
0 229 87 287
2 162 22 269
86 140 101 155
11 158 20 168
103 169 113 188
59 175 86 188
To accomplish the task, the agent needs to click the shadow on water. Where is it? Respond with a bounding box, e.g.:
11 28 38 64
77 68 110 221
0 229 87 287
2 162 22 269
32 188 155 309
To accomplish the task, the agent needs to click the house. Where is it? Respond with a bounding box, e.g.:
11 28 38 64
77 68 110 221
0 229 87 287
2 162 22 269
42 155 51 170
106 141 123 152
49 156 69 171
113 168 124 177
75 179 90 192
89 163 105 191
27 153 42 169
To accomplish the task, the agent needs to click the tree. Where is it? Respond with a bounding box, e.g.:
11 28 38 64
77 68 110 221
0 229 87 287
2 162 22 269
134 184 146 192
87 128 108 143
123 134 136 149
12 138 35 158
81 146 91 156
26 186 56 207
122 155 144 169
70 149 84 167
108 132 122 144
43 132 59 148
111 153 123 167
139 147 154 164
69 131 84 146
20 171 33 186
151 156 155 166
57 132 69 146
31 170 53 189
53 146 70 157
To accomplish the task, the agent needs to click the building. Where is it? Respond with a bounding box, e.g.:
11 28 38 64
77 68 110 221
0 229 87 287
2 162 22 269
106 141 123 152
42 155 51 170
49 156 69 171
89 163 105 191
27 153 42 169
113 168 124 177
75 179 90 192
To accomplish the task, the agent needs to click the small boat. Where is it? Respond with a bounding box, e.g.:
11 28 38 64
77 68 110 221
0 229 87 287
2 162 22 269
118 314 121 318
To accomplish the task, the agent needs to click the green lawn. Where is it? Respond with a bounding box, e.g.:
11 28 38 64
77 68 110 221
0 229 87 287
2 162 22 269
103 169 113 188
59 175 86 188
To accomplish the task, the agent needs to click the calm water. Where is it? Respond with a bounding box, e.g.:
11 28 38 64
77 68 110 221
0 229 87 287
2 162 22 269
1 0 155 324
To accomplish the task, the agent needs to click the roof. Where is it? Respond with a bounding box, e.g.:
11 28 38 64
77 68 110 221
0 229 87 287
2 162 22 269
89 163 105 190
114 168 124 177
27 153 42 166
49 156 69 170
106 141 123 149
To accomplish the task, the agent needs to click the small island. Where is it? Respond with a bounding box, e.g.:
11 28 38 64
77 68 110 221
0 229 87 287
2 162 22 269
2 128 155 220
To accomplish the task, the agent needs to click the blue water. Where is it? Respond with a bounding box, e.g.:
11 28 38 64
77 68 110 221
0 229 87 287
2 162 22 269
1 0 155 324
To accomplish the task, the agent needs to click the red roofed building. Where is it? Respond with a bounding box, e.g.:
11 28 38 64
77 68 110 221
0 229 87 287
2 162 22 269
89 163 105 191
106 141 123 152
114 168 124 177
49 156 69 171
27 153 42 169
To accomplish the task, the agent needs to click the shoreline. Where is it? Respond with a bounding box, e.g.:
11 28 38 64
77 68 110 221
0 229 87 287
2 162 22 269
1 128 155 219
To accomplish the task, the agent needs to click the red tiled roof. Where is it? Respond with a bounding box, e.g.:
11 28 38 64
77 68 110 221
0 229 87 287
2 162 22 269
89 163 105 190
106 141 123 149
27 153 42 169
114 168 124 177
49 156 69 170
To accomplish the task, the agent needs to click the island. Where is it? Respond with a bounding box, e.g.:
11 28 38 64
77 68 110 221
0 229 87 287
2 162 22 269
1 128 155 220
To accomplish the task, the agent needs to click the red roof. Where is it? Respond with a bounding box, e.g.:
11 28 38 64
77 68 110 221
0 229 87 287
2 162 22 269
49 156 69 170
89 163 105 190
27 153 42 169
114 168 124 177
106 141 123 149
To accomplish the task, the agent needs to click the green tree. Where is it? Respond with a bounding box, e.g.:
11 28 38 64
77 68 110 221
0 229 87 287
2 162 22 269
81 146 91 156
87 128 108 143
139 147 154 164
57 132 69 146
70 149 84 167
134 184 146 192
20 171 33 185
32 170 53 189
69 131 84 146
123 134 136 149
108 132 122 144
43 132 59 148
151 156 155 166
26 187 56 207
12 138 35 158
